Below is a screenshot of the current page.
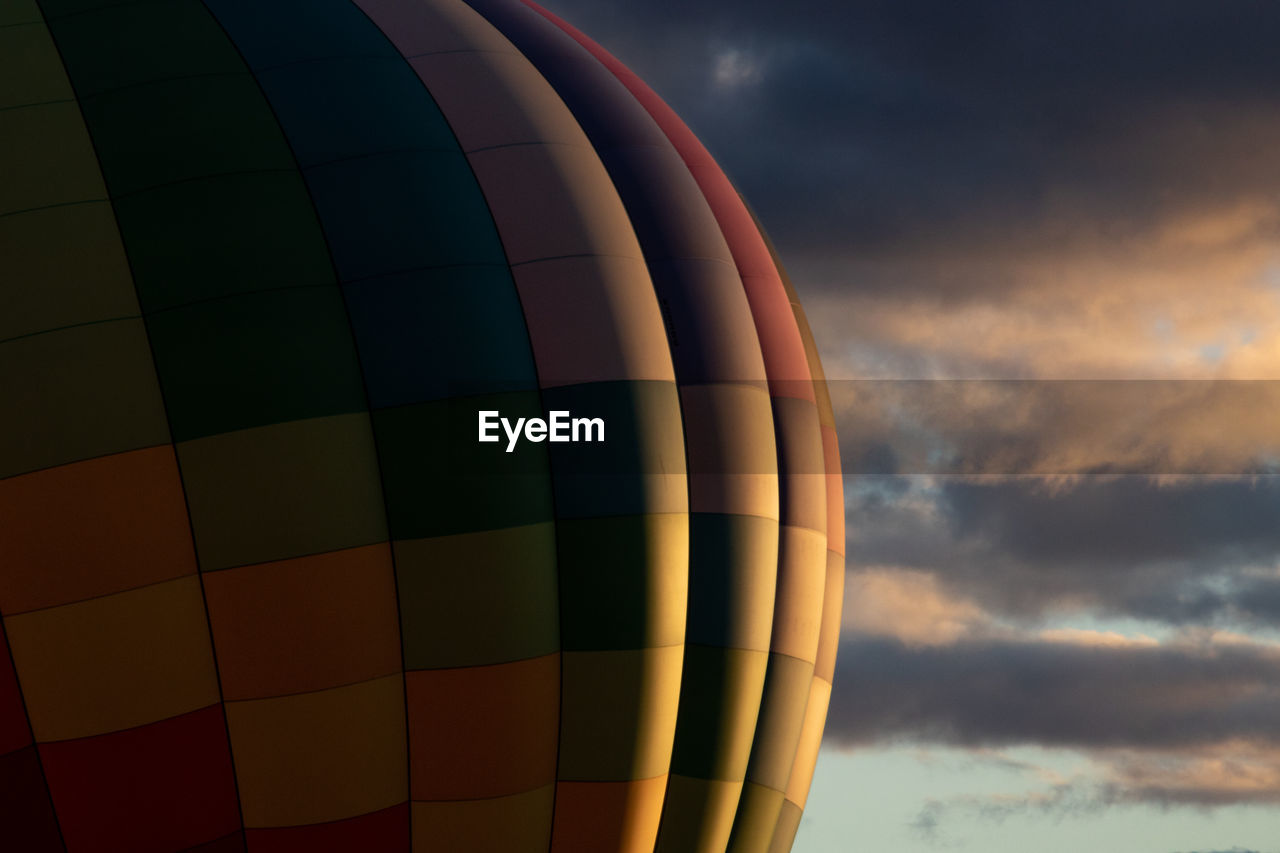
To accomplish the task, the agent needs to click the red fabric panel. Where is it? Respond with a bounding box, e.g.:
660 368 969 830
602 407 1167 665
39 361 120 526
40 704 242 853
0 627 32 756
0 745 63 852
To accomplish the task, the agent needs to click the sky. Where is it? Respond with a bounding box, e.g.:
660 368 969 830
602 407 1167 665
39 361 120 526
537 1 1280 850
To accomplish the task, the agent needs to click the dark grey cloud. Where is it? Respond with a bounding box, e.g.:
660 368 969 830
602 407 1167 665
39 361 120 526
841 473 1280 627
826 635 1280 749
539 0 1280 289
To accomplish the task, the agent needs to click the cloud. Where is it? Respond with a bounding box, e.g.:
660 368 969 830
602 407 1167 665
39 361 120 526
842 476 1280 627
843 567 993 645
826 635 1280 750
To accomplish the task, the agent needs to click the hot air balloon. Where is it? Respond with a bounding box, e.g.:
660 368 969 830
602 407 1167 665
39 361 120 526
0 0 843 851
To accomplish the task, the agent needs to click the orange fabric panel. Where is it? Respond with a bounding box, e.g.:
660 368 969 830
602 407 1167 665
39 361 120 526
6 576 220 742
226 674 407 828
203 544 401 700
406 654 559 801
550 775 668 853
0 445 196 614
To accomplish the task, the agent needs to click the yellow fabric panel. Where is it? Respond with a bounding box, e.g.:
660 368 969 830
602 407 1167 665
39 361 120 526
411 786 554 853
0 101 105 214
0 203 138 343
5 575 219 741
0 319 170 479
558 645 683 782
226 673 407 827
783 678 832 808
177 413 388 571
769 526 828 662
394 524 559 669
814 550 845 684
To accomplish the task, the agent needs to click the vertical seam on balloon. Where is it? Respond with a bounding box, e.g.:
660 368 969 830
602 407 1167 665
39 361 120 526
345 3 568 846
194 1 415 844
0 613 66 851
33 1 251 845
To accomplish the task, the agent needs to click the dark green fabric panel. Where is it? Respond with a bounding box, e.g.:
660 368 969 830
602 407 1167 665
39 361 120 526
742 653 815 792
0 203 137 343
112 171 333 312
767 799 802 853
0 319 169 478
726 782 787 853
373 393 555 540
254 57 458 167
556 513 686 652
667 644 769 781
204 0 398 70
78 72 294 197
542 379 685 519
146 286 368 442
41 0 241 98
342 266 538 408
305 149 507 282
395 524 559 670
686 512 780 650
178 412 388 571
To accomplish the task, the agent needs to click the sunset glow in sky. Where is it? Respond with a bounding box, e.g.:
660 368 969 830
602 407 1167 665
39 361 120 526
540 1 1280 849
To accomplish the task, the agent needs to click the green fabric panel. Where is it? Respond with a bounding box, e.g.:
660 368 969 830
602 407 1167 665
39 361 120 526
0 319 169 478
78 72 295 197
686 512 779 651
0 203 137 343
743 653 815 792
726 782 787 853
667 645 770 781
0 102 104 214
557 647 681 782
541 379 685 519
373 393 555 539
41 0 242 98
112 171 334 312
146 286 368 441
177 413 388 571
556 513 687 652
395 524 559 670
304 148 505 282
767 799 802 853
0 19 71 108
0 0 42 26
